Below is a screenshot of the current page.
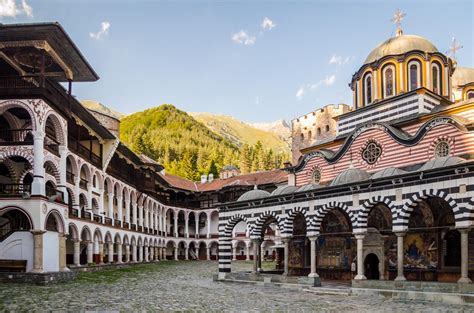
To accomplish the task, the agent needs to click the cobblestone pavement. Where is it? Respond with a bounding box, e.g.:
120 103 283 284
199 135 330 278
0 261 472 312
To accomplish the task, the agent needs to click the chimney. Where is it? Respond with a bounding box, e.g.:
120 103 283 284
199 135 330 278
208 173 214 182
201 175 207 184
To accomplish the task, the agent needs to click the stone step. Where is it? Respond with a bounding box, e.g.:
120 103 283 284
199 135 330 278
304 287 352 296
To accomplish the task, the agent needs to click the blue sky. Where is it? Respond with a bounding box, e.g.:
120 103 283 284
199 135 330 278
1 0 473 122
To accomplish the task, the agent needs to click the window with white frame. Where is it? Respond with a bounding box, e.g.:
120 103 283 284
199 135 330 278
408 61 421 91
383 65 396 98
364 73 373 105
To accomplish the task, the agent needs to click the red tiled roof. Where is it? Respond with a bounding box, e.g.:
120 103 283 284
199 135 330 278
159 169 287 192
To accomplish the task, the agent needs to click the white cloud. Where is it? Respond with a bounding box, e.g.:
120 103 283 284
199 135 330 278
296 87 305 100
309 75 336 90
232 30 256 45
0 0 33 18
261 17 276 30
329 55 351 65
90 21 111 40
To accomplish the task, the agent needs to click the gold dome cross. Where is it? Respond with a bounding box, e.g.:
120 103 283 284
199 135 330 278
391 9 406 36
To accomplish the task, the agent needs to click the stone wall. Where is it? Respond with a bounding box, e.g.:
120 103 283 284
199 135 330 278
291 104 351 164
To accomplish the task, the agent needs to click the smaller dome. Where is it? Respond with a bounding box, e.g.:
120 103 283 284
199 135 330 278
372 167 407 180
222 165 238 171
330 167 370 186
452 67 474 88
296 183 323 192
270 185 299 196
237 189 270 202
419 156 465 171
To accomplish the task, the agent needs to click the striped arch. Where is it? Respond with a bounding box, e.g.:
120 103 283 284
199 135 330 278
282 206 309 236
43 110 66 145
356 196 397 232
0 100 38 130
310 201 356 234
396 189 460 230
251 211 283 239
1 158 18 183
219 214 251 274
0 149 34 167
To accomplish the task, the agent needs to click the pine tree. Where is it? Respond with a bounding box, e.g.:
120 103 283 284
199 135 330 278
239 144 252 174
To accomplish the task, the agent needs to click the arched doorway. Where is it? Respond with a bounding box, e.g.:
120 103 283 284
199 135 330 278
364 253 380 280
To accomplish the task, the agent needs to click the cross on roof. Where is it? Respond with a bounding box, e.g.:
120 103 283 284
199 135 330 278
391 9 406 29
447 37 463 59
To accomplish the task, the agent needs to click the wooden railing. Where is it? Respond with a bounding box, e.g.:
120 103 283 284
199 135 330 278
0 75 41 89
0 184 31 196
68 138 102 168
0 129 33 145
66 171 75 184
79 178 88 190
44 134 60 156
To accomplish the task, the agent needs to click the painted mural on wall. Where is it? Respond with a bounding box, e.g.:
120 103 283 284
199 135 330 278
403 233 437 269
317 237 353 269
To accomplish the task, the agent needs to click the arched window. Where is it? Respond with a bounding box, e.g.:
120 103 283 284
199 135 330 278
467 90 474 99
325 125 330 132
408 60 421 91
300 133 304 141
431 63 441 94
363 73 373 105
382 65 396 98
317 127 321 136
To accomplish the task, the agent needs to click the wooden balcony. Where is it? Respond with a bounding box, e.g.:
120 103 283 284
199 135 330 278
0 184 31 196
69 138 102 169
0 129 33 146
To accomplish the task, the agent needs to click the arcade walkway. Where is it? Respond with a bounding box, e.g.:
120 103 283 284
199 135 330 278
0 261 469 311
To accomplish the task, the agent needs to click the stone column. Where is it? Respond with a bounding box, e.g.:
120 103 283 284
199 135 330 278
58 146 68 203
31 131 45 196
251 239 261 273
174 212 178 237
395 232 406 281
206 247 211 261
207 213 211 239
73 240 81 266
232 245 237 261
459 228 472 283
138 245 143 262
185 247 189 260
354 234 366 280
116 196 123 225
30 230 45 273
117 244 123 264
185 214 189 238
174 246 179 261
132 244 137 262
107 242 114 263
132 203 138 226
282 238 290 276
125 200 131 225
107 193 114 220
125 244 130 263
87 241 93 264
144 246 149 262
59 233 69 271
195 215 199 238
246 243 251 261
150 246 154 261
138 204 144 227
98 242 104 264
162 247 166 260
308 236 319 278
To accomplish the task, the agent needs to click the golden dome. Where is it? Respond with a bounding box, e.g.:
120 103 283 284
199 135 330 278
364 34 438 64
452 67 474 87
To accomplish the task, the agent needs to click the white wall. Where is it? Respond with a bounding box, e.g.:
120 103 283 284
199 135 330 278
43 231 59 272
0 231 34 272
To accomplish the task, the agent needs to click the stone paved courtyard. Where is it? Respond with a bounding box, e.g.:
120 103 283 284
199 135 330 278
0 261 472 312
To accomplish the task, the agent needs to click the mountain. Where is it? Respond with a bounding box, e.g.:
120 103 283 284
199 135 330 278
81 100 124 119
190 113 290 153
249 119 291 146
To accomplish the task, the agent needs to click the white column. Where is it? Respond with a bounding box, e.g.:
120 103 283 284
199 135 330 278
107 192 114 220
98 242 104 264
282 238 290 276
74 177 81 218
246 243 251 261
125 244 130 263
174 212 178 237
252 239 260 273
125 199 131 225
354 234 366 280
144 246 149 262
132 203 138 226
108 242 114 263
73 240 81 266
308 236 319 278
185 247 189 260
206 247 211 261
174 246 179 261
154 211 159 234
395 232 406 281
195 215 199 238
31 131 45 195
98 188 105 216
459 229 472 283
185 214 189 238
87 241 93 264
117 243 123 264
132 244 137 262
373 69 378 101
207 213 211 239
426 61 431 90
117 196 123 224
138 204 144 227
58 146 68 203
138 245 143 262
